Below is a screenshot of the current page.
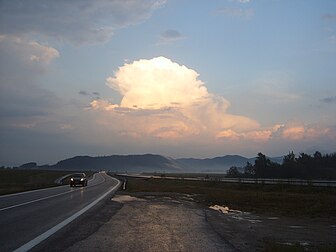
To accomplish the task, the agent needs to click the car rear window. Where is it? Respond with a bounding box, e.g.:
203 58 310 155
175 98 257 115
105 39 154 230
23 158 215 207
73 173 85 178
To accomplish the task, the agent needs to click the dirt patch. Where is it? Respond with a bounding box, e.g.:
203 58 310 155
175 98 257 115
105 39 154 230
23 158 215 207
65 193 235 252
112 195 146 203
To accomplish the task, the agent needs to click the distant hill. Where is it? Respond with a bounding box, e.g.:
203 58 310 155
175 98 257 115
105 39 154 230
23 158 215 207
177 155 249 172
24 154 283 173
19 162 38 169
177 155 283 172
40 154 183 172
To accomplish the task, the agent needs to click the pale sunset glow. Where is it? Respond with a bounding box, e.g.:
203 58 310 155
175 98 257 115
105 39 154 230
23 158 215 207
0 0 335 165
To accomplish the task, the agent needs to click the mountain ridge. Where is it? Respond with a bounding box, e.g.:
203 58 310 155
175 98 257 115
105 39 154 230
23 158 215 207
19 153 283 173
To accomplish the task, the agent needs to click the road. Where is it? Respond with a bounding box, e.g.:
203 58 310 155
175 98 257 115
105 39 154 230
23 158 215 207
0 172 120 252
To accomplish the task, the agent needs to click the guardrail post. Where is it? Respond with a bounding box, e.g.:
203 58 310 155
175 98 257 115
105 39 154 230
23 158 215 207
123 179 127 190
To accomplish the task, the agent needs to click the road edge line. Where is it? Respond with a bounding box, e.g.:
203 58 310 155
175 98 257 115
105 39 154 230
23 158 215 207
0 174 98 199
13 177 121 252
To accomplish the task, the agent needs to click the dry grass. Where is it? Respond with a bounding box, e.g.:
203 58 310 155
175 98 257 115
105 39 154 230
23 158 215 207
122 177 336 217
0 169 94 195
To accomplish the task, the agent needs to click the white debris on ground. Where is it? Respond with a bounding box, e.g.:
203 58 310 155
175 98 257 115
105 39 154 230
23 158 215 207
209 205 230 214
209 205 243 214
112 195 146 203
209 205 262 223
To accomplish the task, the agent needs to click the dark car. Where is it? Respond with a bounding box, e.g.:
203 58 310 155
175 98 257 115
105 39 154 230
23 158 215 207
70 173 88 187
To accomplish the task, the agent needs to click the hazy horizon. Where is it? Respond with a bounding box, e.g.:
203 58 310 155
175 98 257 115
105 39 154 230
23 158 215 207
1 1 335 166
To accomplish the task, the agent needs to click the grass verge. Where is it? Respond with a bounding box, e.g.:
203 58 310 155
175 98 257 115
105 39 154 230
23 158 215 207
0 169 94 195
122 176 336 217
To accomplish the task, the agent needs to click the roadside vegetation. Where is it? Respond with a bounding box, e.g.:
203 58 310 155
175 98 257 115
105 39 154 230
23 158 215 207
0 168 93 195
227 151 336 180
122 176 336 217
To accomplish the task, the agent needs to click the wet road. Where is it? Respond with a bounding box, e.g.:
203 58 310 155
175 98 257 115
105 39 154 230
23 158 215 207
0 172 120 252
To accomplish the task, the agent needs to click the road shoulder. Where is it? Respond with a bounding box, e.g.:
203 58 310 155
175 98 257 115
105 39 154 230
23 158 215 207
64 192 235 251
34 191 336 252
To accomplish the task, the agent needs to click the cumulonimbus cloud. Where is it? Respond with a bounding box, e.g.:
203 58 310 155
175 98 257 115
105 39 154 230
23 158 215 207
106 57 210 109
90 56 260 139
89 56 335 143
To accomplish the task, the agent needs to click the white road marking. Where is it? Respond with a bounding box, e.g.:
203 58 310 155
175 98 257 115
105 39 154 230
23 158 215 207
0 173 97 199
0 174 100 212
0 190 76 212
14 176 121 252
0 184 68 198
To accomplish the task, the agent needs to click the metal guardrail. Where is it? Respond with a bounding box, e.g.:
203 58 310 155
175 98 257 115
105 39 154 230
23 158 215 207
217 178 336 187
118 174 336 187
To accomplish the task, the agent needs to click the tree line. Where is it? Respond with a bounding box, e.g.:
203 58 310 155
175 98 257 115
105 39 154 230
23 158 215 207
226 151 336 180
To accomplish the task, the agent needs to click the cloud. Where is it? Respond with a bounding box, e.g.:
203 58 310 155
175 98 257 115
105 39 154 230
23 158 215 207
0 0 166 44
216 123 335 143
279 125 332 141
106 57 210 109
158 29 184 44
0 34 61 131
0 35 59 70
79 91 90 96
78 91 101 100
161 30 182 39
235 0 250 3
254 76 301 102
320 96 336 104
90 70 336 144
216 124 283 142
216 7 254 19
90 56 260 139
323 14 336 21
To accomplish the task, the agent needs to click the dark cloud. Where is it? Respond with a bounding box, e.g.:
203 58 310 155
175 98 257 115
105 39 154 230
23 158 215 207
161 30 182 39
323 14 336 21
78 91 100 99
0 85 59 118
79 90 90 96
158 29 183 44
321 96 336 104
0 34 61 129
0 0 166 44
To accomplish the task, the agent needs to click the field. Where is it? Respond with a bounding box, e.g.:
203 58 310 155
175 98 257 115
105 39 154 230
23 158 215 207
122 176 336 217
0 169 93 195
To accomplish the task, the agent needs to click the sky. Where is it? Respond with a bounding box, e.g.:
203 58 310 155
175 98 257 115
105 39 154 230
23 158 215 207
0 0 336 166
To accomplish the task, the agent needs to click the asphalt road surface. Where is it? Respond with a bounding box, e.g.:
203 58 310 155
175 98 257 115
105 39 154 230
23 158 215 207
0 172 120 252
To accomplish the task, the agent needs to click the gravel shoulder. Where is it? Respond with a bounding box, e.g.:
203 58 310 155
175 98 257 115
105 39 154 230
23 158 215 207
64 193 235 252
34 191 336 252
